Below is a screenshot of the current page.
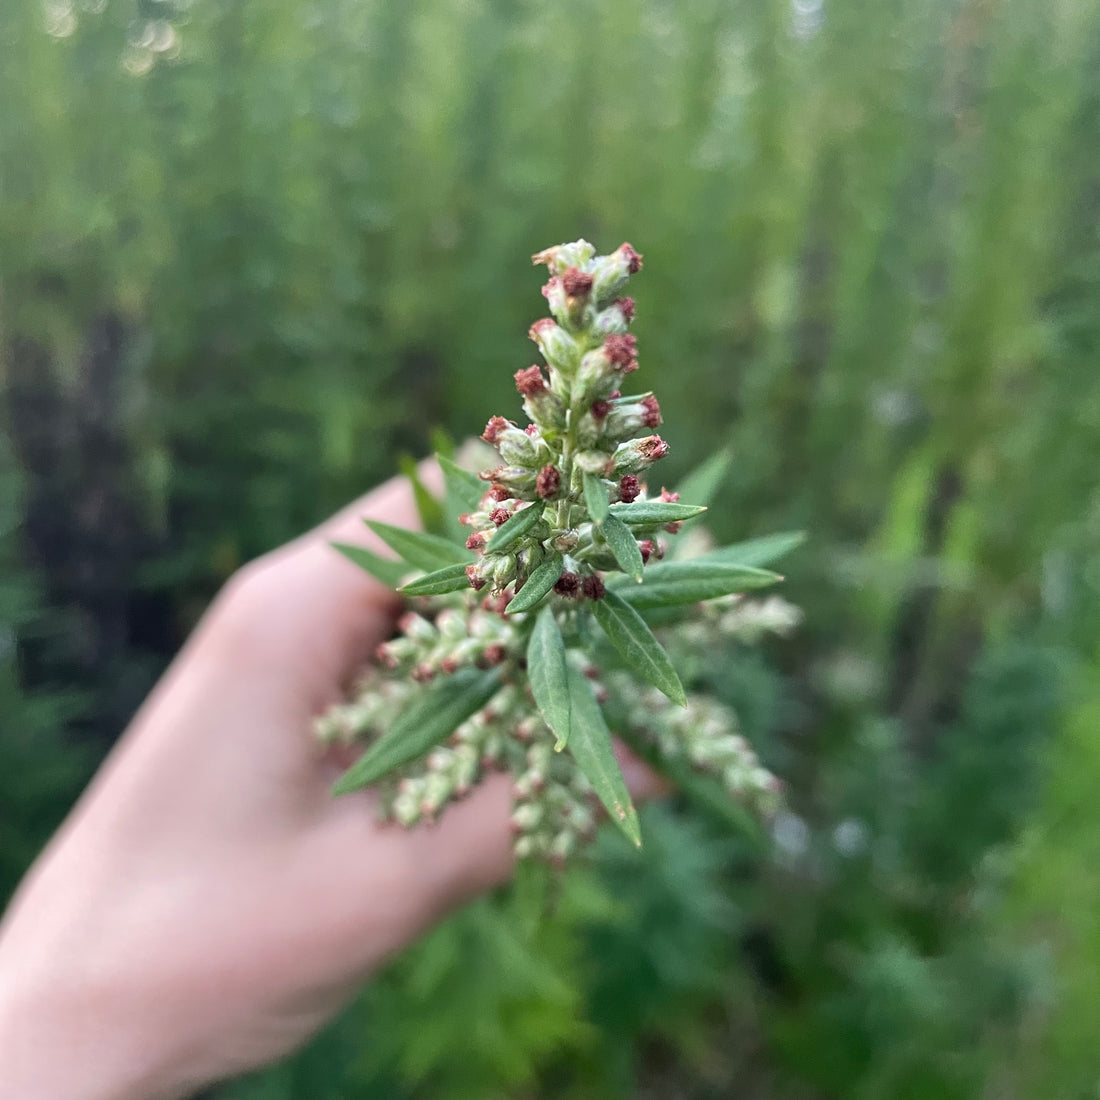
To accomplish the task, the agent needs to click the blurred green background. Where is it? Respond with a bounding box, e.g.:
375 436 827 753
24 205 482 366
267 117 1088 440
3 0 1100 1095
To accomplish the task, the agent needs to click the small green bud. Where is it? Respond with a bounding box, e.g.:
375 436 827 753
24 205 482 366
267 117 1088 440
529 318 582 375
589 243 643 304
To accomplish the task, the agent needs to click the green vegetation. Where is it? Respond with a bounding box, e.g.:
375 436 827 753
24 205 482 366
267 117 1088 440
3 0 1099 1095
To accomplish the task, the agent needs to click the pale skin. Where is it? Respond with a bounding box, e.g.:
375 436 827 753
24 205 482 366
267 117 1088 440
0 472 660 1100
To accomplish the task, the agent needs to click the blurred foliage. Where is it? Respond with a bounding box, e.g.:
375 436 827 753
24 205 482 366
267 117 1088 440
3 0 1100 1095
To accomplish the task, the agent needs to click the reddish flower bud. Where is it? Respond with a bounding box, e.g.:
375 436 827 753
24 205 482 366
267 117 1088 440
514 365 546 395
664 521 683 535
490 507 511 527
641 394 662 427
413 663 435 683
619 475 641 503
616 296 635 321
440 656 459 675
581 575 606 600
465 532 486 551
561 266 594 297
638 539 656 563
481 644 507 667
611 435 670 475
659 487 680 503
620 243 643 274
525 424 539 436
536 464 561 500
603 333 637 368
591 399 611 419
591 243 644 303
466 564 487 591
554 572 580 597
482 415 513 445
487 484 511 501
480 593 510 615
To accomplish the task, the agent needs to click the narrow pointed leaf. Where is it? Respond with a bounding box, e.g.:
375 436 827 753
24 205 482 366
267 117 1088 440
400 455 447 537
675 447 732 508
601 512 644 581
582 470 609 522
506 556 563 613
527 605 571 749
331 542 408 588
429 428 455 459
332 669 501 794
593 590 686 706
487 501 545 553
616 560 781 608
607 501 707 526
364 519 471 572
398 562 472 596
566 667 641 846
699 530 807 569
438 453 485 514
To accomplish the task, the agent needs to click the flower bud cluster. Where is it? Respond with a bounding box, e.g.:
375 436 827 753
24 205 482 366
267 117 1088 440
373 605 516 682
607 674 782 818
461 241 673 598
510 722 598 863
317 240 795 863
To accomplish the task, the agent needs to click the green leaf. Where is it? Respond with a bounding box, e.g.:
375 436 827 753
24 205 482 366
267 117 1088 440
364 519 471 572
438 453 485 514
601 512 644 581
593 590 686 706
330 542 408 588
674 446 732 508
398 562 471 596
487 501 545 553
400 454 447 537
699 530 807 569
332 669 501 794
527 605 571 749
429 427 455 459
506 556 563 614
607 501 707 526
582 470 609 522
615 560 782 608
566 667 641 846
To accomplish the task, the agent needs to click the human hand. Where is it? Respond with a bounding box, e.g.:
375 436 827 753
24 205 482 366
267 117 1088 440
0 471 661 1100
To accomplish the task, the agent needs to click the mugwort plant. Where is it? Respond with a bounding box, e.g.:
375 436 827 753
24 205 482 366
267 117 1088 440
317 241 803 861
